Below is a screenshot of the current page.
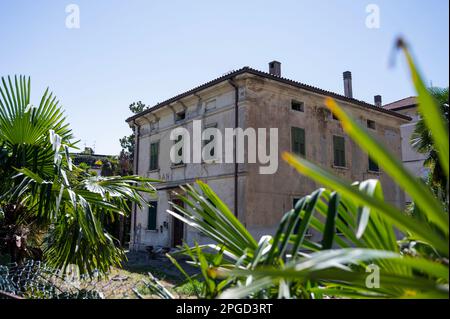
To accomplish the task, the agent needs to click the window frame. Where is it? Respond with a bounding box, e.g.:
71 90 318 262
367 119 376 130
175 111 186 122
149 141 159 171
147 201 158 231
173 134 184 166
291 127 306 157
291 100 304 112
333 135 346 167
368 155 380 172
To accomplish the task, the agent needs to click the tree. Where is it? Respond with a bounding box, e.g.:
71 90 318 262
119 101 148 174
411 87 449 204
0 76 156 275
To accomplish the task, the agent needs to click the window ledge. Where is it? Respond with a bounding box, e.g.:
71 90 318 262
332 165 348 170
202 159 220 164
145 229 158 233
367 170 381 175
148 168 160 174
171 163 186 169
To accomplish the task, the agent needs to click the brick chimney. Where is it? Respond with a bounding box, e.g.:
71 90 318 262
343 71 353 98
374 95 382 107
269 61 281 77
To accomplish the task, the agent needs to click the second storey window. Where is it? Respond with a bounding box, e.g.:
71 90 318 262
175 135 184 165
203 124 218 161
333 135 346 167
291 100 304 112
147 201 158 230
368 156 379 172
291 127 306 156
149 142 159 170
175 111 186 122
367 119 376 130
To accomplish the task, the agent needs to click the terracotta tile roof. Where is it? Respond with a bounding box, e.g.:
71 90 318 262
126 67 411 122
383 96 417 111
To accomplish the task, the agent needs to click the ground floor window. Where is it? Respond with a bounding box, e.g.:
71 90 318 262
147 201 158 230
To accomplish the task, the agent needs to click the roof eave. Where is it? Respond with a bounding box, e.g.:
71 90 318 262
126 67 412 123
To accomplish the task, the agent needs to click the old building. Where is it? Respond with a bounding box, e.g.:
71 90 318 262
126 62 410 251
383 96 427 204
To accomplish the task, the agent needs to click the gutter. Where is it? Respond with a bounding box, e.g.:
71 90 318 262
132 120 140 250
228 78 239 218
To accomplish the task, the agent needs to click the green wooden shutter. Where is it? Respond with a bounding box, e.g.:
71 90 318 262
291 127 305 156
148 202 157 230
176 135 183 164
150 142 159 170
333 136 346 167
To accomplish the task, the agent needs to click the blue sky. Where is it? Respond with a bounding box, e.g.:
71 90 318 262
0 0 448 154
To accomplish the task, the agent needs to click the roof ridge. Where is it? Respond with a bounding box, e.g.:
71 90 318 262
384 96 417 106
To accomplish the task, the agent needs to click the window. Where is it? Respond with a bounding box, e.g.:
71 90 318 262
333 135 346 167
147 202 157 230
174 135 184 165
368 156 379 172
175 111 186 122
203 123 218 161
291 100 304 112
291 127 306 156
149 142 159 170
367 119 376 130
205 99 216 111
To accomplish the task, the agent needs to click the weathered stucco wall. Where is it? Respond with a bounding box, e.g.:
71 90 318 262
242 75 407 238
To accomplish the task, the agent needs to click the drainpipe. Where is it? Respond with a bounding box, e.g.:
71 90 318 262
228 78 239 218
132 120 140 250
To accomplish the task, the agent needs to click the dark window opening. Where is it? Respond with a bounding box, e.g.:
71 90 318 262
369 156 379 172
291 100 304 112
176 111 186 122
367 119 376 129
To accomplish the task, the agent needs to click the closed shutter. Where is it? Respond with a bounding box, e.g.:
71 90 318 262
150 142 159 170
148 202 157 230
333 136 346 167
291 127 306 156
